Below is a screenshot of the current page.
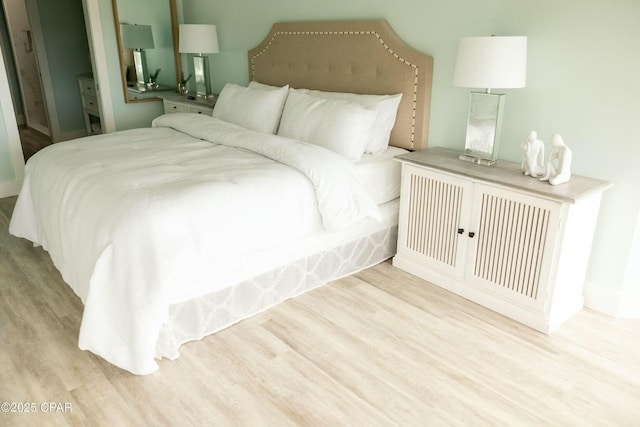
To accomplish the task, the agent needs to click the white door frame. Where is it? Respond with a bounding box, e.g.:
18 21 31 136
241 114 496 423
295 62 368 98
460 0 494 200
82 0 115 133
10 0 116 141
0 43 25 197
23 0 63 141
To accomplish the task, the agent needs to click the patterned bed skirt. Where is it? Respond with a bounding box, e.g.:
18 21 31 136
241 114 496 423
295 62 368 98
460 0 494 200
155 225 398 360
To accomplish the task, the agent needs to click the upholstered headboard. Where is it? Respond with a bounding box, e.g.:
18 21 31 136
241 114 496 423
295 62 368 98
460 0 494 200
248 20 433 151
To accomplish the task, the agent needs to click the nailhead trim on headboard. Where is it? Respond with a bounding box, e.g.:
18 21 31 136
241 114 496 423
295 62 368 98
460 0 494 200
250 30 421 148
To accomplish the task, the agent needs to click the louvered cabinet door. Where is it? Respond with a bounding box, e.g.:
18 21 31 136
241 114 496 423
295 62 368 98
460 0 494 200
465 185 561 311
393 149 608 333
396 165 473 277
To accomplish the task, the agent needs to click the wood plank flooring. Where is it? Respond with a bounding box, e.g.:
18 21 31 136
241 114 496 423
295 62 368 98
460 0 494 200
1 195 639 426
18 126 52 161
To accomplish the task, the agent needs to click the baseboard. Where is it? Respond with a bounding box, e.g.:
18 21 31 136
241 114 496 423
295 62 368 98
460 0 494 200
30 123 50 136
16 114 26 126
0 180 20 198
583 281 640 318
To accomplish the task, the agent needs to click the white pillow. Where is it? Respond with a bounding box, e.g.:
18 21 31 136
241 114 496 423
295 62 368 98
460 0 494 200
295 88 402 155
248 81 282 91
212 82 289 134
277 89 377 162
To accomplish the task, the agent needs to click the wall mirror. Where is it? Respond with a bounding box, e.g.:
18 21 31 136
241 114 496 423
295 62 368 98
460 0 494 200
112 0 181 103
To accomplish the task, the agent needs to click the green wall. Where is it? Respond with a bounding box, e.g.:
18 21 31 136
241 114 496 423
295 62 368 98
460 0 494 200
181 0 640 312
82 0 640 313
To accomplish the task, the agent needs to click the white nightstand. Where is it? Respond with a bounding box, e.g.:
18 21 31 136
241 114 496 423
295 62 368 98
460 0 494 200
393 147 610 333
160 94 216 116
77 75 102 135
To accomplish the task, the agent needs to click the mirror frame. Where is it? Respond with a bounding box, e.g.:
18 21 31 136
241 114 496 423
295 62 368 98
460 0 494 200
112 0 182 103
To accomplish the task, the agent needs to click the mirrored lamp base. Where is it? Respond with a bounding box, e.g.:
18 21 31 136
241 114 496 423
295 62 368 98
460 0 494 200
459 91 506 167
458 153 498 166
133 49 149 86
193 55 212 98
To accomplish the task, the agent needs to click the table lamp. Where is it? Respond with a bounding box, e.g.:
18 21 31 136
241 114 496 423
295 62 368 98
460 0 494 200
454 36 527 165
179 24 219 98
120 24 155 86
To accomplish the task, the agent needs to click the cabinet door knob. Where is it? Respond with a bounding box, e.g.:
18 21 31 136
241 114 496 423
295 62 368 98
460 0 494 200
468 232 475 238
457 228 464 234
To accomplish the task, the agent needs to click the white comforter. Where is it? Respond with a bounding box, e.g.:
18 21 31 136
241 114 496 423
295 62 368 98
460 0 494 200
9 114 380 374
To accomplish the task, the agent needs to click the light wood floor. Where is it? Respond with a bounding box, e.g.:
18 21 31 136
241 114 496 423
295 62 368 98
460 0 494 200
1 195 639 426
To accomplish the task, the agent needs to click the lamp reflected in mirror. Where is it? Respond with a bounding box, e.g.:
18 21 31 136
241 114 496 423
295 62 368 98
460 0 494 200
120 24 154 86
112 0 181 103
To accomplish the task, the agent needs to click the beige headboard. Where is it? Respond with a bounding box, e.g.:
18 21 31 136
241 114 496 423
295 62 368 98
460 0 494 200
248 20 433 151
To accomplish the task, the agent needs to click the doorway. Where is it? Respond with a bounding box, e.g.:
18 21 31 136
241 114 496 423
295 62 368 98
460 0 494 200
1 0 50 138
1 0 99 162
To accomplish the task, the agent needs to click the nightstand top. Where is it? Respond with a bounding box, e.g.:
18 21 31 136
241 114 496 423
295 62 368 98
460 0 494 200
128 84 173 94
396 147 611 204
159 94 216 108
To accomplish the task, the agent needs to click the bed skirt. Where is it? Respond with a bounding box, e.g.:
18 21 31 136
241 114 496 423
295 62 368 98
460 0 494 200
155 224 398 360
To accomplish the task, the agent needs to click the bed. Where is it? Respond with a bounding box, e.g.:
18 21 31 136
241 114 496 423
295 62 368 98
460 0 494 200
9 20 433 375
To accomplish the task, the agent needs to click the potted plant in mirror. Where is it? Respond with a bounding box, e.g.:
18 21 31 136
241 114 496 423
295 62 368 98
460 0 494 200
178 72 192 95
147 68 161 89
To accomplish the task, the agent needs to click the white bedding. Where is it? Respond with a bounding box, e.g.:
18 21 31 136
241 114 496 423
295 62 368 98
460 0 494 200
9 114 381 375
356 146 408 205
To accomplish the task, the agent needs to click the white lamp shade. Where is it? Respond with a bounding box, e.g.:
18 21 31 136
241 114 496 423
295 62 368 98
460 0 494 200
179 24 219 54
454 36 527 89
120 24 154 50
